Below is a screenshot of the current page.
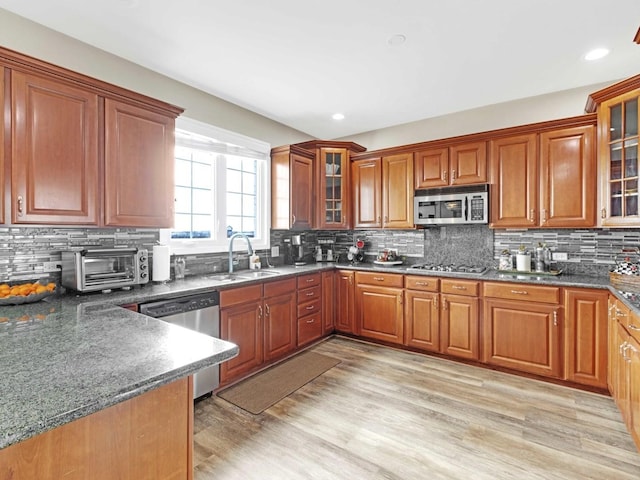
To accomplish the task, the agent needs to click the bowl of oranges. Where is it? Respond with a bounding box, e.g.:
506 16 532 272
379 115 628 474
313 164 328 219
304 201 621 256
0 280 57 305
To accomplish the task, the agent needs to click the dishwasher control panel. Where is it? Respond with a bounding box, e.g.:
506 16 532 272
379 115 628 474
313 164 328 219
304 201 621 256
139 291 220 318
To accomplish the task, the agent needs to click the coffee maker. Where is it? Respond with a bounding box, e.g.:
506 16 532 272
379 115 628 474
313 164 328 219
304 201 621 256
284 234 306 266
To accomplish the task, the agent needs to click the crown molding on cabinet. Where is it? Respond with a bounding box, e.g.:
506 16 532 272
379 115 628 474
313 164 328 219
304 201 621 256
585 73 640 114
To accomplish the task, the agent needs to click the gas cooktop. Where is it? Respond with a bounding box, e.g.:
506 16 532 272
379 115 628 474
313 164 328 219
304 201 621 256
408 264 489 275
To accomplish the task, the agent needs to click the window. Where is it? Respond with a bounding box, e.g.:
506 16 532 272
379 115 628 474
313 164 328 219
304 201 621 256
160 117 271 254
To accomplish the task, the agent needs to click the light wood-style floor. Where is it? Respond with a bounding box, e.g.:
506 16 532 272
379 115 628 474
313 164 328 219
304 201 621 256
193 336 640 479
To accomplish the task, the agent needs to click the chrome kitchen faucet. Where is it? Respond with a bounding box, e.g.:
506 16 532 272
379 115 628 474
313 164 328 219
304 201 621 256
228 233 254 274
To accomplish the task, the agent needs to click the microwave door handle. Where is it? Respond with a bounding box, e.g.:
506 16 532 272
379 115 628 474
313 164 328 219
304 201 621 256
464 197 468 221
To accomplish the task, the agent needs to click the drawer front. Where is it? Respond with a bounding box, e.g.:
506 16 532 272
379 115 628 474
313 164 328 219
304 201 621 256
264 277 296 298
355 271 404 288
298 312 322 346
220 284 262 307
440 278 479 297
298 285 321 303
404 275 439 292
483 282 560 304
297 298 321 318
297 273 321 289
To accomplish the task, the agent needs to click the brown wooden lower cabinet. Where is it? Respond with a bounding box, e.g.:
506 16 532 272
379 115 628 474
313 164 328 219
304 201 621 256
297 273 323 346
335 270 355 334
355 272 404 345
404 289 440 351
322 271 335 334
0 378 193 480
441 293 479 360
264 280 297 361
563 288 608 388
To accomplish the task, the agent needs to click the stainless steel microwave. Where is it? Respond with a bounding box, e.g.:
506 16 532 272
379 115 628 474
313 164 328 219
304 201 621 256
61 247 149 292
414 185 489 225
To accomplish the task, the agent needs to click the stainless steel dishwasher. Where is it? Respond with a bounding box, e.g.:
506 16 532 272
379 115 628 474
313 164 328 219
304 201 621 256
139 291 220 400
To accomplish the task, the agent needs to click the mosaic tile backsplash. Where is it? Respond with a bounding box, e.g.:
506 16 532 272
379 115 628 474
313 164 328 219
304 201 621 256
2 225 640 282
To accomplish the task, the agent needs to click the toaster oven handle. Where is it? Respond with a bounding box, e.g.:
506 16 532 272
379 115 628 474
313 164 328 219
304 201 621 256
81 247 138 255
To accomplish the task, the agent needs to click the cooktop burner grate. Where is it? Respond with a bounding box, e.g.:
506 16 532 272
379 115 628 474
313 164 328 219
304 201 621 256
409 264 489 275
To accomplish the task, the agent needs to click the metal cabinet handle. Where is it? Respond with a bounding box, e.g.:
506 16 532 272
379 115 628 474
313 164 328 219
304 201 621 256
628 324 640 331
452 285 467 290
258 305 263 318
442 299 448 310
305 291 315 297
451 169 456 181
616 309 628 317
510 290 529 295
306 318 315 324
17 195 24 217
373 277 385 281
292 214 296 225
415 281 429 286
306 278 315 283
443 170 448 182
529 209 535 223
601 208 607 219
553 311 558 326
306 305 315 311
265 304 270 316
541 209 547 223
434 296 438 309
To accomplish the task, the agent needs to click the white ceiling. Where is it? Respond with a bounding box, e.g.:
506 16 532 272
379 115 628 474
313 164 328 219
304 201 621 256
0 0 638 139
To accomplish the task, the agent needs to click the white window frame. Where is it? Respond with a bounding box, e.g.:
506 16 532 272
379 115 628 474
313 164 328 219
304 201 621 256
160 117 271 255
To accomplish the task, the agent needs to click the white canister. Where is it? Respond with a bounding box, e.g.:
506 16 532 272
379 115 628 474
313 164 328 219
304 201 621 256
516 253 531 272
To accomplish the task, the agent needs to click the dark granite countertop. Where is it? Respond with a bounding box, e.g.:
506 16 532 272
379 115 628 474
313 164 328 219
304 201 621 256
1 260 635 450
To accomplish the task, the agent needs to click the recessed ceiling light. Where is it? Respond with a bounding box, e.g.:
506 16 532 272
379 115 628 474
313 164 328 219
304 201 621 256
584 48 610 61
332 113 345 121
387 34 406 46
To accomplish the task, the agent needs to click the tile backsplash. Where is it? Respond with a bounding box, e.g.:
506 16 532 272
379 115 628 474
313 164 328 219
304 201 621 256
3 225 640 282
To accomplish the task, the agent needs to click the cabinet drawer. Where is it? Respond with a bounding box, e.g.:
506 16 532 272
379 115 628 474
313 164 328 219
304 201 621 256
298 298 321 318
621 308 640 344
355 271 403 288
441 278 479 297
483 282 560 304
298 285 321 303
297 273 321 289
298 311 322 346
404 275 439 292
220 284 262 307
264 277 296 297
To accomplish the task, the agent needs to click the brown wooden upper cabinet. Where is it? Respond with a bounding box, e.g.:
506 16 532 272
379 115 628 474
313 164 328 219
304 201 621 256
489 120 596 228
414 141 487 189
104 99 176 228
586 75 640 227
11 70 99 225
2 47 183 227
352 153 414 229
270 145 315 230
294 140 366 230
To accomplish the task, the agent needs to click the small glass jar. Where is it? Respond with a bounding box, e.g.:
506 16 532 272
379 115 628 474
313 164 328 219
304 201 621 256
498 252 512 271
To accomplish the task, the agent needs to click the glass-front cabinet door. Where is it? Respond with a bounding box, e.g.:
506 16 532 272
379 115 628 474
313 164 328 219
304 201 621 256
600 90 640 226
318 147 350 229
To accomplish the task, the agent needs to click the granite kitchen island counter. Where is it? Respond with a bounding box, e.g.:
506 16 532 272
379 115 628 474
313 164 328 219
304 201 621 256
0 298 238 450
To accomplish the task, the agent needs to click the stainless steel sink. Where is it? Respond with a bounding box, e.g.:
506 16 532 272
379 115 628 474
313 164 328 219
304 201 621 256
243 270 281 278
205 274 247 282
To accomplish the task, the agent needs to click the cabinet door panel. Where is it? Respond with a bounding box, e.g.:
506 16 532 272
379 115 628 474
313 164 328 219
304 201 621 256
12 71 98 224
220 303 263 383
322 271 335 334
264 293 296 361
414 148 448 188
291 153 314 229
564 288 608 388
489 134 537 227
356 285 403 344
540 126 595 227
450 141 487 185
352 159 381 228
335 270 355 333
483 298 561 378
382 153 414 228
404 290 439 351
628 335 640 448
317 147 349 229
441 294 478 360
104 99 174 227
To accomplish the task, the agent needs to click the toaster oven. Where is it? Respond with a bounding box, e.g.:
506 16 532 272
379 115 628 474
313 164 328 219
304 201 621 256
61 247 149 292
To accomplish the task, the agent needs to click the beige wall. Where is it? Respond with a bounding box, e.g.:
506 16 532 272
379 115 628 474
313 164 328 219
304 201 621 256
0 8 312 148
339 82 614 151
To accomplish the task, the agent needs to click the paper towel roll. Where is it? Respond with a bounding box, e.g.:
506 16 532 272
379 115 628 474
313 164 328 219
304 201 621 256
152 245 170 282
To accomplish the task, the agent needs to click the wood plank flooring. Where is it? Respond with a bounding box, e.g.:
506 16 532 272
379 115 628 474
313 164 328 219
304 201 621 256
193 336 640 479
